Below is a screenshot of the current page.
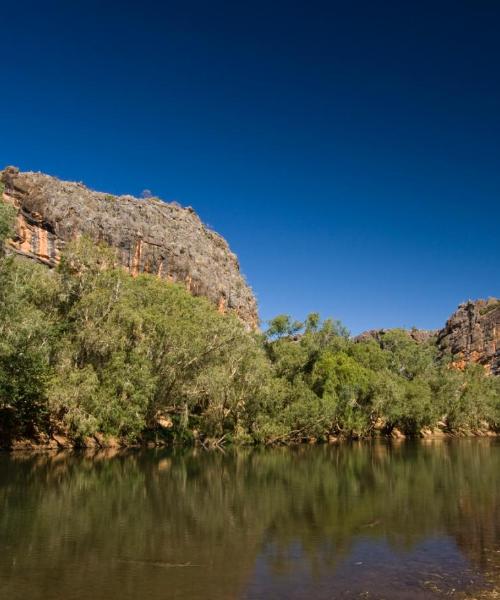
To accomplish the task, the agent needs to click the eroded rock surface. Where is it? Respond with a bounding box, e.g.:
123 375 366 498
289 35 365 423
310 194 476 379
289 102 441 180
0 166 257 328
437 298 500 375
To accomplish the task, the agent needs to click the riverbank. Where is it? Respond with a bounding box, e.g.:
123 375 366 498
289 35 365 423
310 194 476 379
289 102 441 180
2 425 498 451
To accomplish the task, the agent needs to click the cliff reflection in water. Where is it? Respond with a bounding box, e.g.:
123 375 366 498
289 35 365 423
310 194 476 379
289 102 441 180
0 440 499 599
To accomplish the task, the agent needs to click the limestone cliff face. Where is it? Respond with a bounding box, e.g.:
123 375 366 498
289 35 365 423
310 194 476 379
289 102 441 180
0 166 258 328
437 298 500 376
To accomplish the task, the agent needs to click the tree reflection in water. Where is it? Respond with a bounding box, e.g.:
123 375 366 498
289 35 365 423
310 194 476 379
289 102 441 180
0 440 499 599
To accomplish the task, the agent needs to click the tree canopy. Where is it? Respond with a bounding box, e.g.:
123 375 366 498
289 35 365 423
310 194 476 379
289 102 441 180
0 202 498 446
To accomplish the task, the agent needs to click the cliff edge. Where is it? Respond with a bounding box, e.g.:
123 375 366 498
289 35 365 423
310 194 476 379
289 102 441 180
0 166 258 328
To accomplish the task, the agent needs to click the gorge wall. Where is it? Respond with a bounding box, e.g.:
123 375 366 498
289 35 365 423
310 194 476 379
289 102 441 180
437 298 500 376
0 166 258 329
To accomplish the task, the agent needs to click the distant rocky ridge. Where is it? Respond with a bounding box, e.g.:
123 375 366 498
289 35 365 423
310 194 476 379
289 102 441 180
355 328 437 345
0 167 258 329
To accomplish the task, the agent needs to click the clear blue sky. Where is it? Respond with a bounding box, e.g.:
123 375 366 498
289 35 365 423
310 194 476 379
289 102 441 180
1 0 499 333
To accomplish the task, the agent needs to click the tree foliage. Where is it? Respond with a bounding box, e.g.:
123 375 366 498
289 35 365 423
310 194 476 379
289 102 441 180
0 219 498 445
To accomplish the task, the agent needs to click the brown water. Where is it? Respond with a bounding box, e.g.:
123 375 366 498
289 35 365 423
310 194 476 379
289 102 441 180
0 440 499 599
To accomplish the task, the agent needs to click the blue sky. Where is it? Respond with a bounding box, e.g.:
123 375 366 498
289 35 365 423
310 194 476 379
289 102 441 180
1 0 499 333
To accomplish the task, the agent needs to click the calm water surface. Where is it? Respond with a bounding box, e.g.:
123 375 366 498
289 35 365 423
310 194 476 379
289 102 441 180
0 440 499 599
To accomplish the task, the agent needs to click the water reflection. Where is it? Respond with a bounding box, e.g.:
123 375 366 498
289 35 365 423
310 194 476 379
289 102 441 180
0 440 499 599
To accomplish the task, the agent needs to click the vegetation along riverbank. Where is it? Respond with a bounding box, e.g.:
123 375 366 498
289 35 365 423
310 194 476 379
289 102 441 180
0 173 499 450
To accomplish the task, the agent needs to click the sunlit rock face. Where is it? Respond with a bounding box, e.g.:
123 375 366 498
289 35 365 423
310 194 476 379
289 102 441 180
0 166 258 329
437 298 500 376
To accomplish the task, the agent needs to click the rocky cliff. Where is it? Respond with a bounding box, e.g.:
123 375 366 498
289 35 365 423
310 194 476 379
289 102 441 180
355 299 500 376
0 167 258 328
437 298 499 376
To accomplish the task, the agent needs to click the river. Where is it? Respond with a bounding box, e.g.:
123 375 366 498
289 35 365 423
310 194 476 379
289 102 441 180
0 440 499 599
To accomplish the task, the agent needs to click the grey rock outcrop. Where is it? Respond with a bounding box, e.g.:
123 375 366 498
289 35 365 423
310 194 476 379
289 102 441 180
0 166 258 328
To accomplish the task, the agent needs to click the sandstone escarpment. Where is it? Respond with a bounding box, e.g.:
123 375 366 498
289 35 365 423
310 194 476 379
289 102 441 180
437 298 499 376
0 166 257 328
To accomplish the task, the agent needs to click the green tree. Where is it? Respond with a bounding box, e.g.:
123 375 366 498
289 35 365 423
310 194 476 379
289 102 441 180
266 314 303 340
0 257 59 437
0 193 15 251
